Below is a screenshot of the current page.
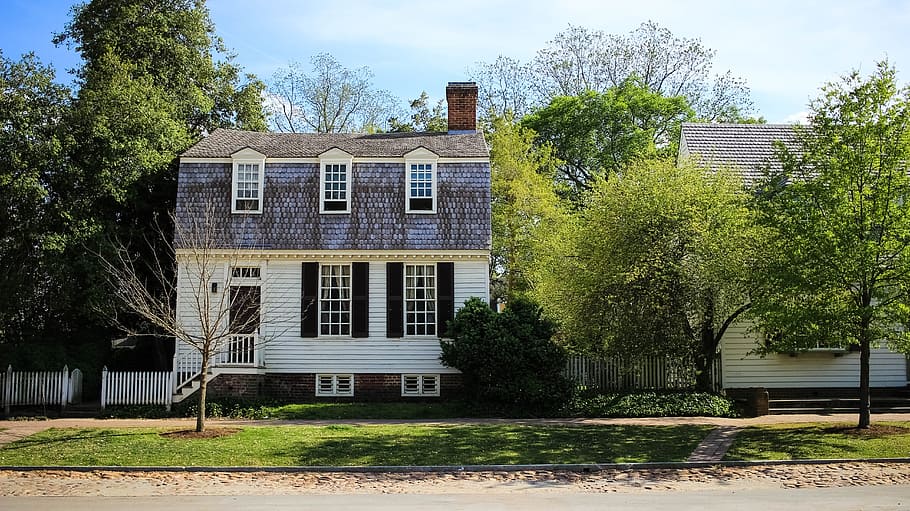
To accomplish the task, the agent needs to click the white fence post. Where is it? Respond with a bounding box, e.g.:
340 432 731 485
3 365 10 416
100 366 108 410
60 365 68 411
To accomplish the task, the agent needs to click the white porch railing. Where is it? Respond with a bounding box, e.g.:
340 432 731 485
172 334 258 394
100 367 173 411
2 365 82 415
215 334 257 365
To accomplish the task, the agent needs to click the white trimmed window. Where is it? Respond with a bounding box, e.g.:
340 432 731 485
231 266 261 279
316 374 354 396
401 374 440 396
406 162 436 213
232 161 264 213
320 264 351 336
318 149 353 213
320 161 351 213
405 264 436 336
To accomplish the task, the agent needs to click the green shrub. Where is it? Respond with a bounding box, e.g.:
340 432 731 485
566 391 737 418
440 296 573 414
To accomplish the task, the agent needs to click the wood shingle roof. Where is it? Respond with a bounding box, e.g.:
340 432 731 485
680 123 800 184
182 128 489 159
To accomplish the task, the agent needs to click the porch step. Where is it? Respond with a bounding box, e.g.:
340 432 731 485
60 402 102 418
768 396 910 415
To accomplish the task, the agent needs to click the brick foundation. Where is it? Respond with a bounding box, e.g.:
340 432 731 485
207 372 463 402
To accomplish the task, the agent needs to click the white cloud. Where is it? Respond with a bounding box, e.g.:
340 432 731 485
781 111 809 125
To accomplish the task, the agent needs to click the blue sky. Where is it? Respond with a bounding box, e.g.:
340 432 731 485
2 0 909 123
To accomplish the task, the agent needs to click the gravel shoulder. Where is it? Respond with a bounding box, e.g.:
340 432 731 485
2 414 908 496
2 462 909 496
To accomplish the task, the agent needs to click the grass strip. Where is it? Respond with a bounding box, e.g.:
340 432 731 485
724 422 910 461
0 424 710 466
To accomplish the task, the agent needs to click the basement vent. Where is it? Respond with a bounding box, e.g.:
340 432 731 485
316 374 354 396
401 374 440 397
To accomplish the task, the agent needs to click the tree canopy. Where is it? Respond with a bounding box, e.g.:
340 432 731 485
488 115 563 299
268 53 402 133
472 22 752 122
750 61 910 427
533 159 761 390
523 78 693 191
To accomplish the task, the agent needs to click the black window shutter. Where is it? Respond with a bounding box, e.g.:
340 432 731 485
436 262 455 338
301 262 319 338
386 262 403 338
352 262 369 338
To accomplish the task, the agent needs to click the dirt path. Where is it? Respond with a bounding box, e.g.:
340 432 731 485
2 462 909 496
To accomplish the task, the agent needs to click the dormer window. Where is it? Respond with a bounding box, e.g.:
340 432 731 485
231 148 266 214
319 149 353 214
404 148 439 214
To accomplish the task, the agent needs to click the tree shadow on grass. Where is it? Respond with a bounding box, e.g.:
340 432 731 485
724 425 864 461
0 428 156 452
279 425 711 466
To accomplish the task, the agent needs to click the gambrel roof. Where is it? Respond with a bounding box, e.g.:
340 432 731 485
679 123 799 184
182 128 489 159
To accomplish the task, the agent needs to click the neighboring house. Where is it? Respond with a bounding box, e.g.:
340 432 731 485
679 122 910 392
172 82 490 402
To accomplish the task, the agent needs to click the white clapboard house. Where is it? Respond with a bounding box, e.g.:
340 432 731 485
680 123 909 396
171 82 490 402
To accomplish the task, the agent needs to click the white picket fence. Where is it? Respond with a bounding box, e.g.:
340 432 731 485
1 365 83 415
565 354 722 392
100 367 173 411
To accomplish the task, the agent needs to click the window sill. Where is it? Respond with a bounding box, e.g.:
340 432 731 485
405 210 437 215
230 210 263 215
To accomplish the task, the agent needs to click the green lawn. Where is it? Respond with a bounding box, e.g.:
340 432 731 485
261 402 471 420
725 422 910 460
0 424 710 466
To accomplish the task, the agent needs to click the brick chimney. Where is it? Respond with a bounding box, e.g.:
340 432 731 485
446 82 478 134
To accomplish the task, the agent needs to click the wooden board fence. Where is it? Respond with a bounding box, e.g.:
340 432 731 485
100 367 173 411
565 354 722 392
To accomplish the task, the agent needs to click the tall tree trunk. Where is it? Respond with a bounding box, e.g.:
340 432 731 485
695 327 717 392
695 301 717 393
196 352 208 433
858 334 871 429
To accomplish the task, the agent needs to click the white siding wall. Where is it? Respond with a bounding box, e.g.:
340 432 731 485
454 260 490 308
175 260 228 359
177 257 490 374
721 323 908 388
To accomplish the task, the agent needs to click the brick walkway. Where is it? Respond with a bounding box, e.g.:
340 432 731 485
687 426 741 461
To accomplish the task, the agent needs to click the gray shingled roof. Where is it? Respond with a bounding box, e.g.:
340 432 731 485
680 123 800 184
182 128 489 158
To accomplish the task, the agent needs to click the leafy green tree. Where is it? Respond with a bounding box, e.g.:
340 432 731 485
488 115 562 298
440 297 573 414
389 92 446 132
42 0 267 363
523 78 693 191
750 61 910 428
533 160 760 390
0 52 73 346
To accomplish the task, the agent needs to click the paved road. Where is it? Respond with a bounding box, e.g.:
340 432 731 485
2 486 908 510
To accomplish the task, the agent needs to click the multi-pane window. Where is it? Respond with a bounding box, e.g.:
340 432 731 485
231 266 261 279
322 163 349 212
320 264 351 335
234 163 261 211
405 264 436 336
407 163 435 212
